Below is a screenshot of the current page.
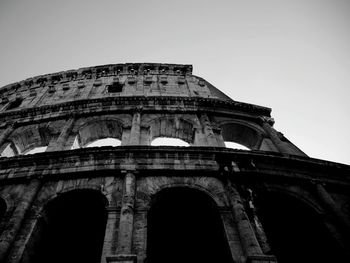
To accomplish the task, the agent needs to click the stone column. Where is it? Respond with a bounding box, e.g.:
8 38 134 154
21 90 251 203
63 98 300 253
228 183 263 257
0 122 16 152
129 110 141 145
199 113 219 146
5 208 42 263
132 210 148 263
260 117 306 156
315 183 350 232
46 117 75 151
101 207 120 263
0 179 41 262
107 171 137 263
227 183 277 262
246 189 272 254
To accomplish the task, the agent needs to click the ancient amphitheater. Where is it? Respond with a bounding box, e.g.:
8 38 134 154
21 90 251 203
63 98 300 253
0 63 349 263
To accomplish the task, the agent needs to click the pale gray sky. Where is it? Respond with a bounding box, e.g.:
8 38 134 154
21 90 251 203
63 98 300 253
0 0 349 164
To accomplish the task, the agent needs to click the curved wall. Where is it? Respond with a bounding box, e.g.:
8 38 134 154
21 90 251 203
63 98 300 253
0 63 349 263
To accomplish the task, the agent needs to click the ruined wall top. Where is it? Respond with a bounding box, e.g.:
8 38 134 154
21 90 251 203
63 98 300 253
0 63 236 111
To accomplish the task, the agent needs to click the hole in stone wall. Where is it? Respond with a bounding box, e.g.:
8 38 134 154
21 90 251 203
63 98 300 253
221 123 260 149
255 192 346 263
6 98 23 111
224 141 251 150
151 137 190 147
22 190 107 263
0 198 6 228
24 146 48 155
147 187 233 263
85 138 121 148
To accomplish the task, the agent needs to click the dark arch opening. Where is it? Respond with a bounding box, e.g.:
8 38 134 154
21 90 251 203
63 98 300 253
147 187 233 263
255 192 346 263
0 198 7 233
6 98 23 111
221 123 261 149
24 190 107 263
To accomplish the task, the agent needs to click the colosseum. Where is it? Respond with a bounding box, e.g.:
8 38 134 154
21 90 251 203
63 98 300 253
0 63 349 263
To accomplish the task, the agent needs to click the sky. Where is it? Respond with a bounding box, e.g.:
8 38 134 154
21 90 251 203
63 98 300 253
0 0 349 164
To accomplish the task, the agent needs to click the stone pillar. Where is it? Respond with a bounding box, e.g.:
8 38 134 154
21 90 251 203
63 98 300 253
129 110 141 145
0 179 41 262
46 117 75 151
214 128 226 147
0 122 16 152
199 113 219 146
261 117 306 156
101 207 120 263
315 183 350 232
5 208 42 263
228 183 263 257
246 189 272 254
106 171 137 263
132 210 148 263
227 183 277 262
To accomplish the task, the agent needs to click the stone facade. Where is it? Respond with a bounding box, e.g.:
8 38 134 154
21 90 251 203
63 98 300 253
0 63 349 263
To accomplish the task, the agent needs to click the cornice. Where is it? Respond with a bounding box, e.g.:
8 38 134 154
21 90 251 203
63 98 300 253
0 96 272 125
0 146 349 186
0 63 193 93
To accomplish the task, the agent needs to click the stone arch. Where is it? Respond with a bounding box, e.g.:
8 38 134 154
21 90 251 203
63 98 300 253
146 186 234 263
76 117 124 147
254 185 346 262
137 176 230 209
38 178 114 211
21 188 108 263
4 124 54 154
256 184 325 215
220 120 265 150
148 116 195 145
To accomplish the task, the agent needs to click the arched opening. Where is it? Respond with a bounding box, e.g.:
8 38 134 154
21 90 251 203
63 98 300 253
0 198 7 231
255 192 346 263
78 120 123 148
151 137 190 147
6 125 53 155
6 98 23 111
23 190 107 263
221 123 261 150
23 146 48 155
149 117 194 145
224 141 250 150
147 187 233 263
85 138 121 148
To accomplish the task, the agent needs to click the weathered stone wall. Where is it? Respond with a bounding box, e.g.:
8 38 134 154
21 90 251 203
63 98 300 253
0 63 349 263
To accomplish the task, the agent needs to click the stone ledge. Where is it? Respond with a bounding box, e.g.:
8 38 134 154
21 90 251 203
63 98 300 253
247 254 278 263
0 147 349 186
106 254 137 263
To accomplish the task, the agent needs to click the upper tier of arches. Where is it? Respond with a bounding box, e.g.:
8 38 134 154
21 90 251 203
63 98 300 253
0 114 274 157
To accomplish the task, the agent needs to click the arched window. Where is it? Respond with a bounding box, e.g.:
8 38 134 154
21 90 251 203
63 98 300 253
255 192 346 262
85 138 121 148
78 120 123 148
22 190 107 263
224 141 250 150
24 146 48 155
6 98 23 111
151 137 190 147
221 123 261 150
0 197 6 230
147 188 233 263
